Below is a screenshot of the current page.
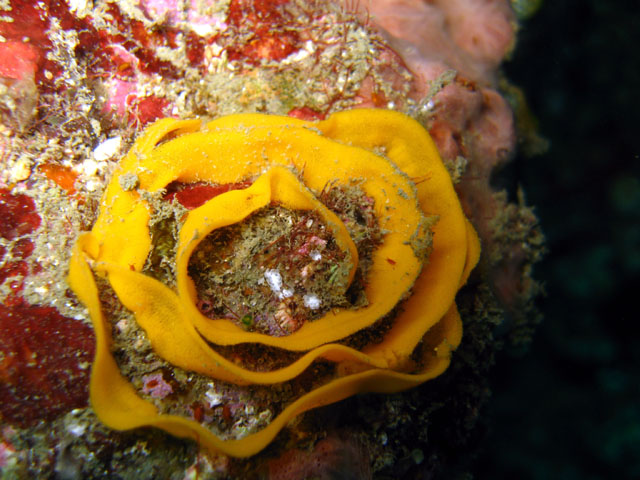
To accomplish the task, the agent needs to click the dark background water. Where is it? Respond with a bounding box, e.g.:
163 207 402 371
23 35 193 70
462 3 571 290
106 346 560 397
475 1 640 478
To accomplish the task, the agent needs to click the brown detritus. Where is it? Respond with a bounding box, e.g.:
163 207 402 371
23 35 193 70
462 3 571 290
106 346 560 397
339 304 403 351
499 76 550 157
212 343 305 373
1 407 197 479
189 205 354 336
486 189 546 345
0 74 39 132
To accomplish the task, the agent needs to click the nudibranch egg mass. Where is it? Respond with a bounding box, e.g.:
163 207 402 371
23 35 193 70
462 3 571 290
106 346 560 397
68 108 480 457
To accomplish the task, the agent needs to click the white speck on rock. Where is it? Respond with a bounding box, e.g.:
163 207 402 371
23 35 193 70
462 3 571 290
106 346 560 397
81 159 99 176
34 285 48 295
68 0 90 17
303 294 321 310
264 269 282 293
67 422 86 437
85 179 100 192
205 390 223 408
425 99 436 112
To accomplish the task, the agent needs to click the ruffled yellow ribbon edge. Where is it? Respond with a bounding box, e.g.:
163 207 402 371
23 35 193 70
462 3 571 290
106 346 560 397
67 109 481 457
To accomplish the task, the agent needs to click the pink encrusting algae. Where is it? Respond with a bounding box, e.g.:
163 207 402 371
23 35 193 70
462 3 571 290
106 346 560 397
141 373 174 399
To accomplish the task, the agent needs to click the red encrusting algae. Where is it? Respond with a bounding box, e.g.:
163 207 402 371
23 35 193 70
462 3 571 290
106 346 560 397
0 189 94 428
0 303 95 427
0 189 41 302
164 181 253 210
226 0 301 63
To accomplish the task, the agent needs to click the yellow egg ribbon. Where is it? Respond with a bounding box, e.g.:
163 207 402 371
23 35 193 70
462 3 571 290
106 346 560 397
68 109 480 457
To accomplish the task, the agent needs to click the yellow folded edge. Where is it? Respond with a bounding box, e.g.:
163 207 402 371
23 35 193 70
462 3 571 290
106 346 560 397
69 234 461 457
314 109 479 360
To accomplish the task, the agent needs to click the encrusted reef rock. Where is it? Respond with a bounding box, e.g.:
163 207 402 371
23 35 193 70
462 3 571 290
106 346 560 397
0 0 544 478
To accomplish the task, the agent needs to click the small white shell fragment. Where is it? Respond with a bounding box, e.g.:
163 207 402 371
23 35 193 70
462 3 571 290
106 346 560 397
9 158 32 182
93 136 122 161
